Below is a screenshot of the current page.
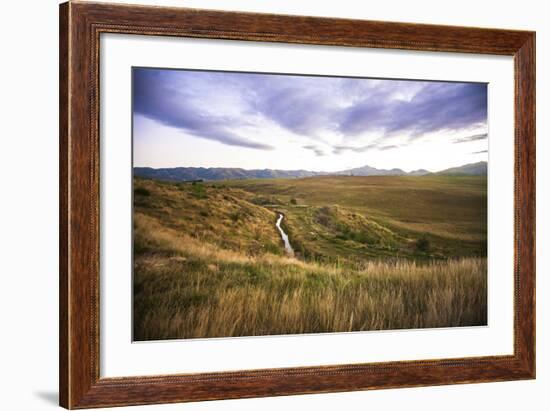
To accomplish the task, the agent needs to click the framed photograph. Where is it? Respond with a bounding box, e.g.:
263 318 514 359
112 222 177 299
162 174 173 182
59 1 535 408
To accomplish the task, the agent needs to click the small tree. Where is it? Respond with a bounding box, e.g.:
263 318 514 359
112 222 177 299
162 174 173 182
415 236 430 252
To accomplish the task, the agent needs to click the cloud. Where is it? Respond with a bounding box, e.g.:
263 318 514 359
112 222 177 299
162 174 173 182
333 144 375 154
252 78 488 143
338 82 487 138
332 142 399 155
453 133 488 144
254 80 340 136
379 145 400 151
471 149 488 154
302 145 326 156
133 69 274 150
134 68 488 152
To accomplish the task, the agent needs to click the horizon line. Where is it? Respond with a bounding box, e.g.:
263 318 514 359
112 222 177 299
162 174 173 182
133 160 488 175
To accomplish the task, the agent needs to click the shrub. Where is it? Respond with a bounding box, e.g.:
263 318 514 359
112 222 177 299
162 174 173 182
290 198 298 205
230 211 242 222
134 187 150 197
191 183 207 199
316 206 334 227
251 196 280 206
416 236 431 252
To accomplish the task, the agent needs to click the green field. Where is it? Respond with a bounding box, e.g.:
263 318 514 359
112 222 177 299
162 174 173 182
133 175 487 340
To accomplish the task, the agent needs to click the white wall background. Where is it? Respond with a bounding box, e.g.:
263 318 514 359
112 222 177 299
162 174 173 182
0 0 547 410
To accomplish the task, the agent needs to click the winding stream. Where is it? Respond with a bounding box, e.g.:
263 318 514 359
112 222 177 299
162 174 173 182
276 213 295 257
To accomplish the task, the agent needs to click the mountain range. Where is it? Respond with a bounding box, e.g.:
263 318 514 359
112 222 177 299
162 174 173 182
134 161 487 182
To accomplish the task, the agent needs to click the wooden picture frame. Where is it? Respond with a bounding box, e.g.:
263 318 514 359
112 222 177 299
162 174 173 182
59 1 535 408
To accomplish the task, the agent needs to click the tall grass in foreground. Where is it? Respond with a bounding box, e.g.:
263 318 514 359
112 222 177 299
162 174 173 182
133 213 487 340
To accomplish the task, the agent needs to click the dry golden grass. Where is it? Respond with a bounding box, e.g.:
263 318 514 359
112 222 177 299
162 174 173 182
225 175 487 245
133 213 487 341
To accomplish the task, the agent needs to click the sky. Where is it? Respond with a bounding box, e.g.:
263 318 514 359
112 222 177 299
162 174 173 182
133 67 488 172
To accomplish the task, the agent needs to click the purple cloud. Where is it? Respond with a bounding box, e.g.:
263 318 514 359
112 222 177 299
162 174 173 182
133 68 487 152
133 69 274 150
338 82 487 138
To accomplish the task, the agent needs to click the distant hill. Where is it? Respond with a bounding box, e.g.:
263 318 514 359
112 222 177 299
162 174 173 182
336 165 407 176
408 169 432 176
133 167 318 182
134 161 487 182
436 161 487 176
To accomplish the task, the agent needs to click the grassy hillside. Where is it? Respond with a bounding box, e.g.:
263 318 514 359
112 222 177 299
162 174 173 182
133 175 487 340
134 178 283 257
222 175 487 262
